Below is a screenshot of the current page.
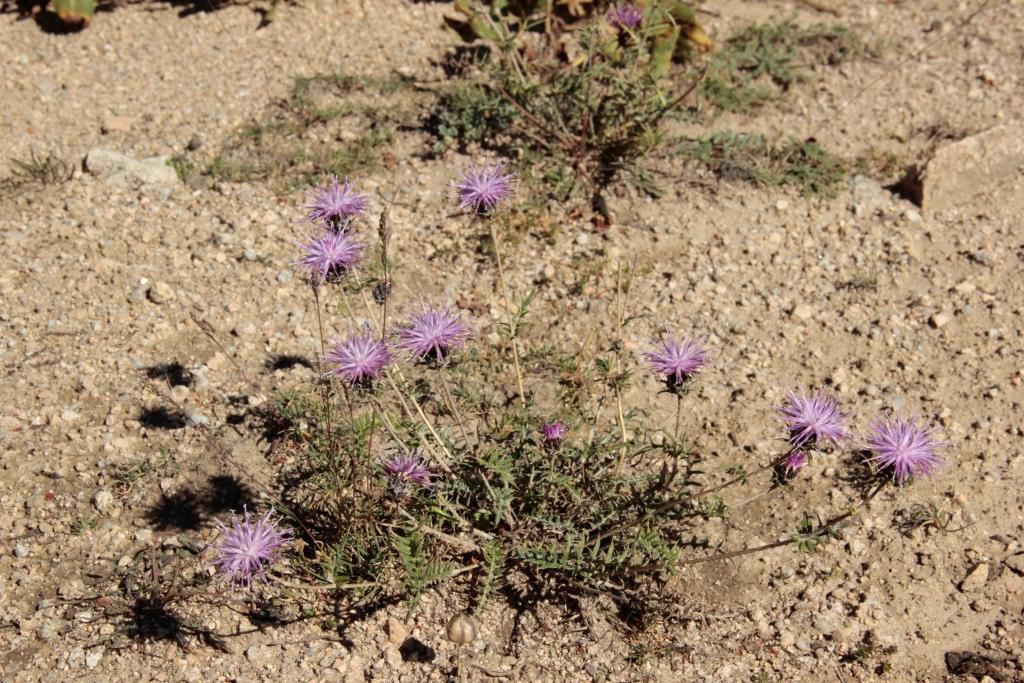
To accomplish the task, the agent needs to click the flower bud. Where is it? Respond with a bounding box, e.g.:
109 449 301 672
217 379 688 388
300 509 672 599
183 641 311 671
445 613 477 646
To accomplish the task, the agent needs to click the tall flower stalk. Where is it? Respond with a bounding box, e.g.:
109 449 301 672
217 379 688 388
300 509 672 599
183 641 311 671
451 161 525 407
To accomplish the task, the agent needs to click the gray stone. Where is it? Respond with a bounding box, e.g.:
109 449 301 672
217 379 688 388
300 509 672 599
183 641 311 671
184 409 208 428
84 149 181 194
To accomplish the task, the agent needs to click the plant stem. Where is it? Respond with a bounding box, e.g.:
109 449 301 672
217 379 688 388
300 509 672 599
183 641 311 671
611 260 637 474
677 479 890 567
673 394 682 442
313 286 334 451
486 217 526 408
592 452 790 543
439 369 471 449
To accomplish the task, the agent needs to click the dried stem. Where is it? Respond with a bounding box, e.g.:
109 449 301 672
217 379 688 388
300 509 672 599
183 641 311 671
676 479 890 567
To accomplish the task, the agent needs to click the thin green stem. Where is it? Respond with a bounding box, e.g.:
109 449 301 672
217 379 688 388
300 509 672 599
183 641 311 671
485 217 526 408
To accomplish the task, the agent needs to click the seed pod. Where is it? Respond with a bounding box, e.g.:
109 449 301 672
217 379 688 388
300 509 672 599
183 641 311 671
445 613 477 646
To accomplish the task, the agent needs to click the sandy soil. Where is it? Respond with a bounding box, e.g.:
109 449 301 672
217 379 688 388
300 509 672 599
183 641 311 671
1 0 1023 681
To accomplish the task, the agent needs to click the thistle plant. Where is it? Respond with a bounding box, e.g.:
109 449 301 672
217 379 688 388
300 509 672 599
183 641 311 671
434 2 709 203
191 173 951 633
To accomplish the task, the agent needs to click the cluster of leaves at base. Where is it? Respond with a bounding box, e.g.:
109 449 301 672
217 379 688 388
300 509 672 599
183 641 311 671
678 131 846 196
271 353 723 610
698 19 863 114
431 13 857 199
431 5 701 198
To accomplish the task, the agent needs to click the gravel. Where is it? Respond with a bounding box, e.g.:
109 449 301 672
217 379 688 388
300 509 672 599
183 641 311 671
1 0 1022 681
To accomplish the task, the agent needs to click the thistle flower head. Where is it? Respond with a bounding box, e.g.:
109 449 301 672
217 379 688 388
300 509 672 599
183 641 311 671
383 453 434 494
778 386 847 449
294 230 364 283
784 450 808 474
867 414 943 484
608 3 643 30
450 160 517 214
644 334 708 388
323 326 391 385
302 178 369 227
394 302 471 363
542 420 567 444
212 507 291 587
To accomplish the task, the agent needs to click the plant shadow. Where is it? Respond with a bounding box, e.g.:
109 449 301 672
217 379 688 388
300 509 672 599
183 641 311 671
144 474 258 531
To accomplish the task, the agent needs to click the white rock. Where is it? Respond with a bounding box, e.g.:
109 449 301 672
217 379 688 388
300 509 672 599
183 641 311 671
92 490 114 513
85 649 103 669
383 644 403 669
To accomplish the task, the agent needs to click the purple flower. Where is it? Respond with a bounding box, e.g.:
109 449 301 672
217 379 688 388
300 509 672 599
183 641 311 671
867 414 943 484
383 453 434 494
213 507 291 587
324 326 391 385
295 230 364 282
302 178 369 228
644 334 708 388
394 302 471 363
778 386 847 450
542 420 567 445
607 3 643 30
784 450 808 474
450 161 517 214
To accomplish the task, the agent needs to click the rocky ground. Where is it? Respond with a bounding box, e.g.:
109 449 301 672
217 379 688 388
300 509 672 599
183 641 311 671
1 0 1023 681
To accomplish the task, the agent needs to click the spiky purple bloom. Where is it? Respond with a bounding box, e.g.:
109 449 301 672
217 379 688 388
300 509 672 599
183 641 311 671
450 161 517 214
294 230 364 282
383 453 434 494
778 386 847 450
542 420 567 444
784 450 808 474
302 178 369 228
607 3 643 30
394 302 471 362
213 507 291 587
644 334 708 388
323 326 391 385
867 414 943 484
